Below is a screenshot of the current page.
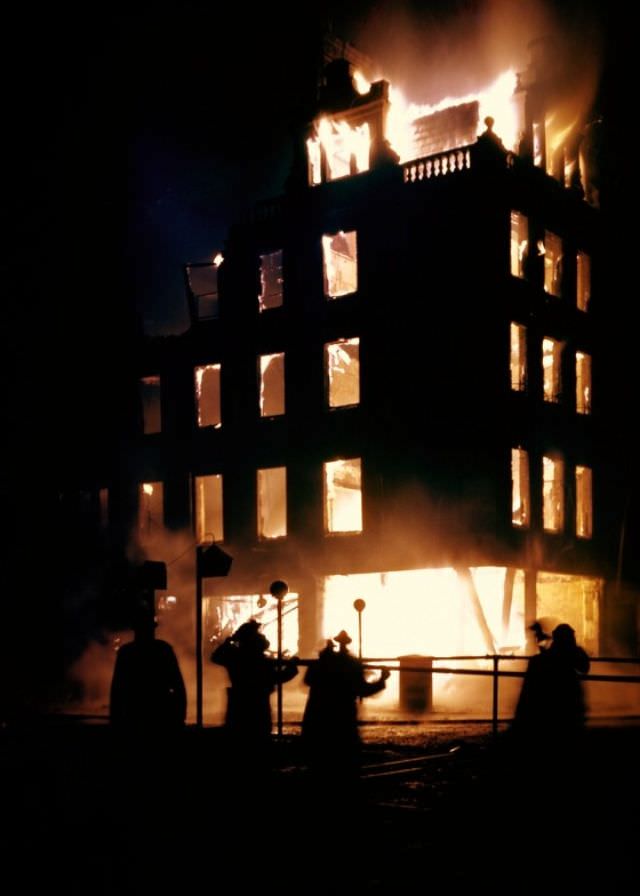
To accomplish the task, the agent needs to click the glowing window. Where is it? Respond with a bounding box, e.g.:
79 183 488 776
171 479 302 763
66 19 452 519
533 121 543 168
542 337 563 403
195 364 221 428
140 376 161 434
324 458 362 533
576 466 593 539
139 482 163 535
544 231 563 296
259 250 283 311
576 352 592 415
510 212 528 278
322 231 358 298
186 256 222 321
511 448 530 528
195 474 223 544
257 467 287 539
543 456 564 533
510 323 527 391
577 252 591 311
326 338 360 407
259 353 285 417
307 120 370 185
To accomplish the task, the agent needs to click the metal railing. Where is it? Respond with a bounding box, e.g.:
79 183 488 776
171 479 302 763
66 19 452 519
353 654 640 736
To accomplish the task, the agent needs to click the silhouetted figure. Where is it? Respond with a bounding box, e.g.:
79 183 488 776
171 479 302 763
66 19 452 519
513 622 590 755
109 603 186 733
302 630 390 785
211 619 298 757
529 619 552 651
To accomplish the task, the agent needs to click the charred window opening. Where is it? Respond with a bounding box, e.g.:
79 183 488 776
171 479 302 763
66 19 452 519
257 467 287 539
542 337 563 403
533 121 544 168
576 352 592 415
510 212 528 279
510 323 527 391
140 376 161 434
511 448 530 528
259 250 283 311
326 338 360 407
323 231 358 298
139 482 163 536
543 231 563 296
195 364 221 428
324 458 363 533
307 119 370 185
195 474 223 544
543 455 564 533
99 487 109 530
577 251 591 312
576 465 593 539
259 353 285 417
186 256 222 321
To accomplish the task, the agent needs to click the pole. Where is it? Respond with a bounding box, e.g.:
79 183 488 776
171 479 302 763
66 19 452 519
277 594 283 739
353 598 366 661
196 551 203 728
492 654 499 737
269 580 289 741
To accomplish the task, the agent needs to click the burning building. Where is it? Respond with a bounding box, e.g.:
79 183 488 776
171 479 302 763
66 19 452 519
76 36 639 719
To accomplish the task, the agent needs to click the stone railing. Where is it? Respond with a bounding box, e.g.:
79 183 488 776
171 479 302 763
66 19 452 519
403 145 473 183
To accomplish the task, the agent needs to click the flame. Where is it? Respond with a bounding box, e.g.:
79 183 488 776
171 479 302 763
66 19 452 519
353 69 371 95
213 253 223 267
142 483 154 496
308 118 371 182
387 69 519 163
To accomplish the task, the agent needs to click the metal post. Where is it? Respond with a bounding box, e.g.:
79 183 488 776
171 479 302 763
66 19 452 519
492 654 499 737
269 580 288 740
353 598 366 661
276 594 283 738
196 554 203 728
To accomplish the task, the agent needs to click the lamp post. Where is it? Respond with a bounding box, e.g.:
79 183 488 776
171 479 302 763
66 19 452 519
269 579 288 738
353 598 366 660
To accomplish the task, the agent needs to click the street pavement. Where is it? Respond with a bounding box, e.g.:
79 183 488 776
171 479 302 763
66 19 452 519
1 719 638 893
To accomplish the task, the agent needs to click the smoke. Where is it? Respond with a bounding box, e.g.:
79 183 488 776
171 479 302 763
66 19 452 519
350 0 602 135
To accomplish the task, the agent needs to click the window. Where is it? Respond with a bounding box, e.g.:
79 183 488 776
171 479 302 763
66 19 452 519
576 466 593 538
186 256 222 320
510 212 528 278
542 456 564 532
139 482 163 536
326 338 360 407
140 376 161 434
511 448 530 527
257 467 287 539
576 352 592 415
543 231 563 296
99 487 109 530
307 120 370 185
542 337 563 403
510 323 527 391
324 458 363 533
322 231 358 298
195 474 223 544
259 353 285 417
577 251 591 311
195 364 221 428
259 250 283 311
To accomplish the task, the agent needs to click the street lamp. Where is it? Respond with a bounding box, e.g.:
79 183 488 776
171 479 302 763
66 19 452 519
353 597 366 660
269 579 288 738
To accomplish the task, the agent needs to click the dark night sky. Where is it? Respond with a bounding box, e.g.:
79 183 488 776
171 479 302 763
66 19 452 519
9 0 628 339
